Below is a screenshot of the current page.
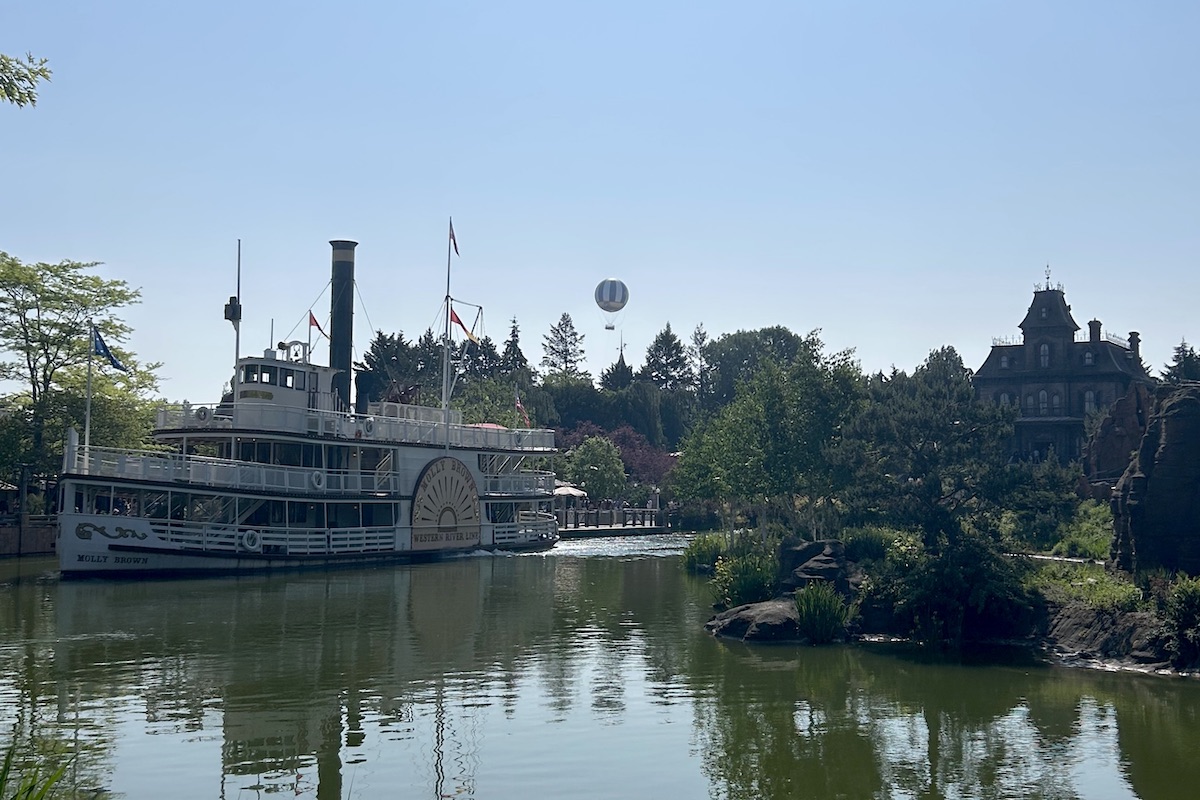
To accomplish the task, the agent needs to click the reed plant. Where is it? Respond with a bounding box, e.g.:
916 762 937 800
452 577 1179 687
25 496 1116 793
683 533 727 574
1165 574 1200 669
711 551 778 608
793 580 854 644
0 744 68 800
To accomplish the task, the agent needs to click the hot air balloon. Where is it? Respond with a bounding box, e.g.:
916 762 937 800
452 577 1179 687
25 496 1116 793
594 279 629 330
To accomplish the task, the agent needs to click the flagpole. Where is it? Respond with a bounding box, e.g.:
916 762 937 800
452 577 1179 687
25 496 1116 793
442 218 453 450
84 322 95 455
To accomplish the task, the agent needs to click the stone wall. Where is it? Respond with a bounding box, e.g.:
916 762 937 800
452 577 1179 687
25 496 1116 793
0 519 57 557
1111 384 1200 575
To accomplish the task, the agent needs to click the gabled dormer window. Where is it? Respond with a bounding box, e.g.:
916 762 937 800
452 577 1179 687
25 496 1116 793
1040 307 1048 319
1039 344 1050 368
1083 351 1094 366
1000 355 1009 369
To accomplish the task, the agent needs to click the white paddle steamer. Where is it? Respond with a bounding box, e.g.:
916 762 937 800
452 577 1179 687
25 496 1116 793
57 240 558 576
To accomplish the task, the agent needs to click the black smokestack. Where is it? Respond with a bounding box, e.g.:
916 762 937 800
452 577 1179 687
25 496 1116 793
329 240 357 410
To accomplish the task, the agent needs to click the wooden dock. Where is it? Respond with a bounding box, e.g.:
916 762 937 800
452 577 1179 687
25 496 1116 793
556 508 667 539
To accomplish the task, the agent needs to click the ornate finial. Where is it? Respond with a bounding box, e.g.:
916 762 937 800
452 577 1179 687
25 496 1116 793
1044 264 1052 289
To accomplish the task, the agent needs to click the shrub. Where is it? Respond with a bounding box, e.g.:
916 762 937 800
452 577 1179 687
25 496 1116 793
683 533 726 574
794 581 854 644
1028 561 1142 613
1165 574 1200 669
840 526 893 563
1050 500 1112 561
712 551 779 608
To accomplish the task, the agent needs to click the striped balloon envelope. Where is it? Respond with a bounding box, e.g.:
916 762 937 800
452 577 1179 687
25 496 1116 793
594 279 629 330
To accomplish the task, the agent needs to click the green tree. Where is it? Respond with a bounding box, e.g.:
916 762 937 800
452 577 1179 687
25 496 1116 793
566 436 626 501
1 52 51 107
541 313 589 380
672 336 862 535
498 317 530 376
638 322 693 392
0 252 153 478
703 326 817 411
1162 339 1200 384
459 335 502 383
354 330 417 407
689 323 711 403
599 351 634 391
835 348 1033 643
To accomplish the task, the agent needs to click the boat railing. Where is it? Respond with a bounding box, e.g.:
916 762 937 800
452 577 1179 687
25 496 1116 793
151 520 397 556
482 471 555 495
491 511 558 546
68 444 555 498
69 445 404 495
156 402 555 452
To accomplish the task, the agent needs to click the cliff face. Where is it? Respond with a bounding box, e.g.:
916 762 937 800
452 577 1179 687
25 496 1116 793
1111 384 1200 575
1084 383 1152 482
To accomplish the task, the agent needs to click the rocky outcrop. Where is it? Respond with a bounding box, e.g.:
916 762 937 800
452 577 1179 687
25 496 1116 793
1042 601 1168 669
778 539 862 597
705 598 800 642
1084 383 1152 483
1111 383 1200 575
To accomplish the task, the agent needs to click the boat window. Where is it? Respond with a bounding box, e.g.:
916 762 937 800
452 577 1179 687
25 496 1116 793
280 368 295 389
359 447 385 472
276 443 303 467
288 501 325 528
189 493 233 524
329 502 361 528
302 443 321 468
362 502 394 527
170 492 187 520
260 365 278 386
294 371 305 390
242 365 259 383
143 490 169 519
238 441 272 464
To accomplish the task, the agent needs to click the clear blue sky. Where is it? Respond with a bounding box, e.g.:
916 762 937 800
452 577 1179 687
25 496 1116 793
4 1 1197 403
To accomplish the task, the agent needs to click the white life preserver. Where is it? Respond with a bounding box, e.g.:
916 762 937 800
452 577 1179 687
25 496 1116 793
311 471 325 490
241 529 261 552
195 407 210 422
364 418 375 435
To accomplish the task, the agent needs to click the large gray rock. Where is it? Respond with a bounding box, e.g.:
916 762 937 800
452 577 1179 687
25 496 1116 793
705 598 799 642
1111 384 1200 575
778 539 861 597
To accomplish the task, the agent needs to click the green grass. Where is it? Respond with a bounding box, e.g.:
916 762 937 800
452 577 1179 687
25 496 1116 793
794 581 855 644
1050 500 1112 561
712 551 779 608
1028 560 1143 613
682 533 727 574
0 743 68 800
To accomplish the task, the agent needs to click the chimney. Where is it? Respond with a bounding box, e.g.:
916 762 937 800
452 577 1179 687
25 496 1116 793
329 240 357 410
1128 331 1141 360
1088 319 1101 343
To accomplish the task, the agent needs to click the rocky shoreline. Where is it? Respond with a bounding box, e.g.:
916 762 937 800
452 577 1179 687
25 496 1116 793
706 596 1197 677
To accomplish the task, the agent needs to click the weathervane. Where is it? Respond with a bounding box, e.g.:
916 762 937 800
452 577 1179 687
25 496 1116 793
1045 264 1052 289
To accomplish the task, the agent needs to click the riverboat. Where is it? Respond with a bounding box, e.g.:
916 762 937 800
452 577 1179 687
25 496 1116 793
56 239 559 577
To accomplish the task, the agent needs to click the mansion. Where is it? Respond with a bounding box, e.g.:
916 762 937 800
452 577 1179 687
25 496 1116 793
974 281 1154 460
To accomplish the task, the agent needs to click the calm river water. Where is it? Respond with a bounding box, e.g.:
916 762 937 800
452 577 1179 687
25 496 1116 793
2 535 1198 799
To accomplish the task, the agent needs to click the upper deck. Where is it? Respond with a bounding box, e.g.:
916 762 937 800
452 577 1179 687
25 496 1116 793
156 399 555 453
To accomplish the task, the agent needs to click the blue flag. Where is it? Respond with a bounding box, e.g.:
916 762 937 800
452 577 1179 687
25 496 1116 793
93 327 129 373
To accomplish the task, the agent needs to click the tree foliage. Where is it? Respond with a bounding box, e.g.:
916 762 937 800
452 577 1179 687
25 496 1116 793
0 252 154 478
1 52 51 107
638 322 693 392
565 435 626 501
1162 339 1200 384
541 312 588 380
599 352 634 391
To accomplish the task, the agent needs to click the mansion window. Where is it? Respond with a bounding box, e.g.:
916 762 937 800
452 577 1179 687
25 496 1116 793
1039 344 1050 368
1040 307 1048 319
999 392 1010 405
1052 393 1061 415
1000 355 1009 369
1083 351 1094 366
1025 395 1035 415
1085 390 1096 415
1039 390 1049 415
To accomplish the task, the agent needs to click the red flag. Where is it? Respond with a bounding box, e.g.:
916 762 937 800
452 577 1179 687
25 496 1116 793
449 218 459 256
450 307 480 344
309 311 329 339
515 388 531 427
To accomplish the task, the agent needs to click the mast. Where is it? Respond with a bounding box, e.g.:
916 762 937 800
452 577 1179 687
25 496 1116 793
442 218 455 450
224 240 243 413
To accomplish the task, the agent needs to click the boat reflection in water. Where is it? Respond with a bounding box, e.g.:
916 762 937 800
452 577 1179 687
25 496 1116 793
51 554 560 798
6 541 1200 799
